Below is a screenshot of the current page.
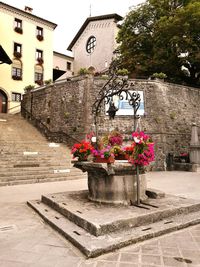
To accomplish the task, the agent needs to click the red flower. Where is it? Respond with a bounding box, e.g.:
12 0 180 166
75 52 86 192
71 140 94 161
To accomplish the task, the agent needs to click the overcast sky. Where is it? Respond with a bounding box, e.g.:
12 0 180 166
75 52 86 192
3 0 145 55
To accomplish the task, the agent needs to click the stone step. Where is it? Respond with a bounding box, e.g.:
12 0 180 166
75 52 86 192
0 168 83 177
0 172 86 181
0 113 78 186
0 160 72 166
28 198 200 258
41 191 200 237
0 166 76 172
0 149 70 154
0 175 85 187
0 157 70 162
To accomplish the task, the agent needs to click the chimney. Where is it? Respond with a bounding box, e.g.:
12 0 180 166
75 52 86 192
24 6 33 13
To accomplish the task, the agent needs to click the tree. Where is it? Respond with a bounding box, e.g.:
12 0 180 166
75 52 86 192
117 0 200 86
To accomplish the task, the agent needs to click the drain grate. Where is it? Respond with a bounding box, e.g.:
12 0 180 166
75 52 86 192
164 220 173 224
174 257 192 264
0 225 16 232
73 231 81 236
142 227 152 231
76 210 82 214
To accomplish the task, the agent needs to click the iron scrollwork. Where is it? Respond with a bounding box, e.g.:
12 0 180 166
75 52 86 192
92 61 141 140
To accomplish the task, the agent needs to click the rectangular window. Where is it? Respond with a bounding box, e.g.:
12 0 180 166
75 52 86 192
12 92 21 102
14 18 22 28
14 43 21 53
36 26 43 36
36 26 44 41
12 67 22 80
14 18 23 34
36 49 43 59
35 72 43 81
67 62 71 71
13 43 22 58
12 67 22 77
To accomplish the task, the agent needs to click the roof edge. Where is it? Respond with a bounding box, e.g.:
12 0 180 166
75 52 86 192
0 1 57 29
67 13 123 51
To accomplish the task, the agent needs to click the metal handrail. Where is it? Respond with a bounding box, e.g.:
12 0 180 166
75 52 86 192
21 106 81 144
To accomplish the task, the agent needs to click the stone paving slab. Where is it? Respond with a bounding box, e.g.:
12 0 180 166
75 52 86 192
40 190 200 236
28 192 200 258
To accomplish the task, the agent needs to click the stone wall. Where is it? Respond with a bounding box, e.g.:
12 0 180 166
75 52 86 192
21 76 200 170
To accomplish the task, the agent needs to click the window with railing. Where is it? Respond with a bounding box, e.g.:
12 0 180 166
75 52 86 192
36 26 43 41
12 59 22 80
14 18 23 34
36 49 43 64
35 64 43 85
12 92 21 102
13 43 22 58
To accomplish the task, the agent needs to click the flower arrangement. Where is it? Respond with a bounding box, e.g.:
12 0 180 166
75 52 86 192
71 140 94 161
36 34 44 41
108 130 123 146
98 130 123 147
71 130 154 166
111 145 125 157
14 27 23 34
93 145 114 158
124 131 154 166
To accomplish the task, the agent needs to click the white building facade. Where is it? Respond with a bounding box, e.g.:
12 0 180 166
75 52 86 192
67 14 122 75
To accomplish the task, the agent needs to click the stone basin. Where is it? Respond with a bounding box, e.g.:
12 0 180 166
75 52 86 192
73 161 147 205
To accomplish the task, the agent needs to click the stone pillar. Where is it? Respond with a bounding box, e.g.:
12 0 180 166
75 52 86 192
190 123 200 164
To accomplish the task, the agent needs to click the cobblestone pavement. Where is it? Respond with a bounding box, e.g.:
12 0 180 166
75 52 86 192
0 173 200 267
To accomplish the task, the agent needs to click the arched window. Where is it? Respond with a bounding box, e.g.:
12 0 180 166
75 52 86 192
12 59 22 80
34 64 43 85
86 36 96 54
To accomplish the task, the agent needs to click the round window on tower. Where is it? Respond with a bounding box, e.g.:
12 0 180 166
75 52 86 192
86 36 96 54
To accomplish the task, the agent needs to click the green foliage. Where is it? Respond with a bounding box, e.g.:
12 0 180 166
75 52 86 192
78 68 89 75
44 79 52 85
152 72 167 79
117 68 129 76
24 85 35 93
117 0 200 86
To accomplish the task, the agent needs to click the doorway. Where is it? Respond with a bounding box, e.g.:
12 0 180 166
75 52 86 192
0 90 7 113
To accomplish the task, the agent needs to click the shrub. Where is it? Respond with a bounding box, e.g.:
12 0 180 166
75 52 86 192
24 85 35 93
44 79 52 85
152 72 167 79
78 68 89 75
117 68 129 76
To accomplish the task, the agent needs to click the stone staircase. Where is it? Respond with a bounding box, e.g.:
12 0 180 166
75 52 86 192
0 113 86 186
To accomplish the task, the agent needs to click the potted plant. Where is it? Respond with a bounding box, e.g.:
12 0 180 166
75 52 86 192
36 35 44 41
116 68 129 79
78 68 89 75
124 131 154 167
71 140 94 161
152 72 167 81
13 51 22 58
35 80 43 86
44 79 52 85
24 84 35 93
92 145 115 163
12 75 22 80
14 27 23 34
37 58 44 64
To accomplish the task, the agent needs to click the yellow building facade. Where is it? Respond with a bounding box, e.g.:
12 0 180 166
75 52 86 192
0 2 57 113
